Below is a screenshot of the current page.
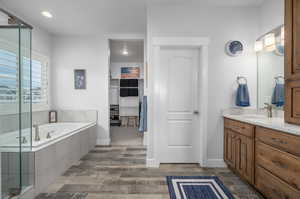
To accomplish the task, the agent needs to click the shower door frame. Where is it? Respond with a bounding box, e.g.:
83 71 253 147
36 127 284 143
0 8 33 198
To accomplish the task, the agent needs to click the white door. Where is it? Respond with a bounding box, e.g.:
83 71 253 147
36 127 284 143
158 47 200 163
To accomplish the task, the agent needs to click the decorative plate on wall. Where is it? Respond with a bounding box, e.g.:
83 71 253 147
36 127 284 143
225 40 244 57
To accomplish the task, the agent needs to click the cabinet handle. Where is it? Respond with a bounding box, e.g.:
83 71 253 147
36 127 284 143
272 160 288 169
271 137 287 145
231 126 245 132
294 113 300 117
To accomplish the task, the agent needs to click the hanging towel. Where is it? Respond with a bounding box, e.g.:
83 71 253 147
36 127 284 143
139 96 147 132
272 83 284 107
236 84 250 107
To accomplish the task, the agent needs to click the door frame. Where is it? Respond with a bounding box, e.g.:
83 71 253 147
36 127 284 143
149 37 210 167
105 34 146 145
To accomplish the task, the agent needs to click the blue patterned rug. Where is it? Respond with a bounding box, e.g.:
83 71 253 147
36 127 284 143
166 176 235 199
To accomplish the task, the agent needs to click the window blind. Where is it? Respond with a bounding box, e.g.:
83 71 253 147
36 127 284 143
0 48 18 104
0 43 49 111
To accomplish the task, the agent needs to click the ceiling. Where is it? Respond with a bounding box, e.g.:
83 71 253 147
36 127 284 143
110 40 144 63
0 0 265 36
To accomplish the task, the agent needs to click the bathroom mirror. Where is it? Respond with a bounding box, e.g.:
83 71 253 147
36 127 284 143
257 25 284 109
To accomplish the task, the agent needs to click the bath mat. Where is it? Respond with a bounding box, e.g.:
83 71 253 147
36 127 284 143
166 176 234 199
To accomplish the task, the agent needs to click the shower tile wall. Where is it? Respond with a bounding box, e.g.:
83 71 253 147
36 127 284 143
57 110 98 123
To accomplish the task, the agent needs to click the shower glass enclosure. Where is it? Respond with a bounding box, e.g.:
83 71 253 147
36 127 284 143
0 9 34 198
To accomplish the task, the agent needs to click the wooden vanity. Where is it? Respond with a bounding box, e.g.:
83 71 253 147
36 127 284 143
224 118 300 199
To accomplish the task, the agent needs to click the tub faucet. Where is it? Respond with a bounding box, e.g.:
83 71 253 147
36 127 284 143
264 103 273 118
46 131 54 139
33 124 41 141
16 136 28 144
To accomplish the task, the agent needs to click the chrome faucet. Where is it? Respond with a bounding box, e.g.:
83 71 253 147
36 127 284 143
33 124 41 141
264 103 273 118
46 131 54 139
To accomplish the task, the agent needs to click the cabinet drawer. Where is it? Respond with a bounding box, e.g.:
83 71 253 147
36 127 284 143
256 141 300 190
255 165 300 199
224 118 254 138
256 126 300 157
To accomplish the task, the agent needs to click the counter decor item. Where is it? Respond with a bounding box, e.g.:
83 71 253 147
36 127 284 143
49 110 57 123
225 40 243 57
74 69 86 89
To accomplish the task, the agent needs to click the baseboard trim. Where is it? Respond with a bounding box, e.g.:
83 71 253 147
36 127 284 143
146 158 160 168
97 138 111 146
205 159 226 168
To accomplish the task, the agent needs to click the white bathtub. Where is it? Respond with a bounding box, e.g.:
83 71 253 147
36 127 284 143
0 122 96 152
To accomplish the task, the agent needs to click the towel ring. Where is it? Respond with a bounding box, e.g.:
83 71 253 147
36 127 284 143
236 76 247 85
274 75 284 84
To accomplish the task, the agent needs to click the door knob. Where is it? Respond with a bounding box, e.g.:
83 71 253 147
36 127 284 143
193 110 199 114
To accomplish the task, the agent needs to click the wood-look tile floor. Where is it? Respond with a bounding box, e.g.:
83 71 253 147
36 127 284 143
35 146 263 199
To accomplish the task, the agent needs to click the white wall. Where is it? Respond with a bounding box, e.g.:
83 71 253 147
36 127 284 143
147 3 259 165
51 35 110 145
259 0 284 36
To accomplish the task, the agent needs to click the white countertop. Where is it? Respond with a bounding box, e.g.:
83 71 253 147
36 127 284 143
223 111 300 137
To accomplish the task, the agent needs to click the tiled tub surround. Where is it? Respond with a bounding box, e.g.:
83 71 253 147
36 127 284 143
0 110 98 199
0 122 96 151
0 111 49 137
222 108 300 136
0 110 98 136
20 124 97 199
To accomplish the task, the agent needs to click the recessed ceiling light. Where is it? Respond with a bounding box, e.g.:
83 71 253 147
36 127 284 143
41 11 53 18
122 49 129 55
122 43 129 55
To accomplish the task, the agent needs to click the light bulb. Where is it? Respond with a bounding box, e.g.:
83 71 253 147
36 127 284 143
264 33 275 51
281 26 285 46
254 40 263 52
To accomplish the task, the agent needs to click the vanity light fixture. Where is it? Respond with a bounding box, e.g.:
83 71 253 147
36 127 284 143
254 40 263 52
264 33 276 51
41 11 53 18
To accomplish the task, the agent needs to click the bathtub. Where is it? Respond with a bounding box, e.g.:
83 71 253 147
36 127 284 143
1 121 98 199
0 122 96 152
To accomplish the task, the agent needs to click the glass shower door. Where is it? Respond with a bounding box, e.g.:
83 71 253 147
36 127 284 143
0 9 34 198
0 27 23 199
19 26 34 192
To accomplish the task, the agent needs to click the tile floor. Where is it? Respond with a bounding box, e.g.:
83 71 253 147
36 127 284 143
35 146 263 199
110 127 143 146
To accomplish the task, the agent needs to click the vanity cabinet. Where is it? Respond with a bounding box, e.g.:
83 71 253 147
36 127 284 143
255 127 300 199
285 0 300 124
224 118 254 184
224 117 300 199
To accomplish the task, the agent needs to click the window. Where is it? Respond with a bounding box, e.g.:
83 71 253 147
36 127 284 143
31 53 49 110
0 40 49 114
0 48 18 104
